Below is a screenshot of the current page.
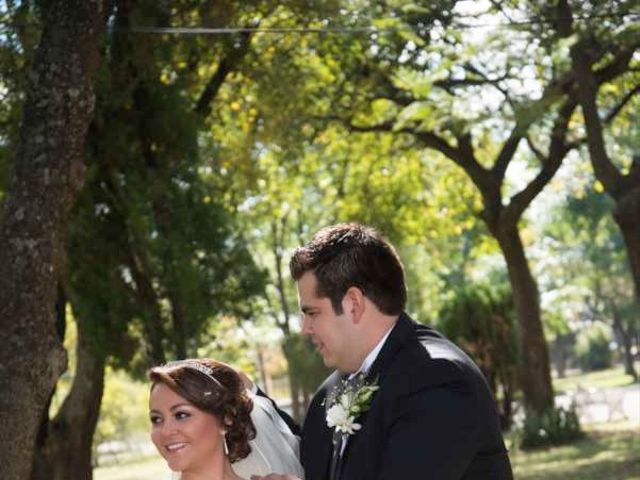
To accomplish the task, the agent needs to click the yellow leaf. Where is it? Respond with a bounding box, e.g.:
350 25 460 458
594 180 604 192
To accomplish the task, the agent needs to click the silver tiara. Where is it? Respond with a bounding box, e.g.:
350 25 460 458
165 360 225 390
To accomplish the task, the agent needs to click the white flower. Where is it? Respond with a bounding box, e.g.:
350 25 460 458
325 376 378 438
326 404 362 435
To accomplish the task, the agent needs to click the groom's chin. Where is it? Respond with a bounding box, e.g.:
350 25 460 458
321 354 337 369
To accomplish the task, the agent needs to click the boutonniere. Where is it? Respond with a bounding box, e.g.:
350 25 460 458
325 375 379 436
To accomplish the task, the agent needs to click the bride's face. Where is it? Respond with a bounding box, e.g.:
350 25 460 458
149 383 225 474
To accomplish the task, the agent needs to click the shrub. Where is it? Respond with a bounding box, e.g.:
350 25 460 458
574 322 613 372
518 404 583 449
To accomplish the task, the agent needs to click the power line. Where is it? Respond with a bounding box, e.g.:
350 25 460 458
0 12 638 35
128 14 640 35
128 26 378 35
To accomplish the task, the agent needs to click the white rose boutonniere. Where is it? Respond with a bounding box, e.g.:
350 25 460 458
325 375 379 436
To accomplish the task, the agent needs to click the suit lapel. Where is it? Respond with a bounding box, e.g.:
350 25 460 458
303 371 343 480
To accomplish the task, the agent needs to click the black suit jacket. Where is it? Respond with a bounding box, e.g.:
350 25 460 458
300 313 513 480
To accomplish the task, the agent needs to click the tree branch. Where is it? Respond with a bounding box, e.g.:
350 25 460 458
525 135 545 163
194 24 257 117
346 119 492 192
492 125 525 183
604 83 640 124
504 99 577 224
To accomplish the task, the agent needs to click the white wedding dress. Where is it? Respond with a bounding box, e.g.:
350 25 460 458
171 390 304 479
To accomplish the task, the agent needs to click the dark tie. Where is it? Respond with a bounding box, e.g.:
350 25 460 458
329 427 345 480
328 373 364 480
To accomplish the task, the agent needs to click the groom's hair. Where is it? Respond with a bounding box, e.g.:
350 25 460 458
290 223 406 315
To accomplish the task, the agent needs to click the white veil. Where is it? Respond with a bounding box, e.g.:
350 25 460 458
232 390 304 478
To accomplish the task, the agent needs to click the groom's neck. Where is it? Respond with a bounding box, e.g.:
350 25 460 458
347 312 398 373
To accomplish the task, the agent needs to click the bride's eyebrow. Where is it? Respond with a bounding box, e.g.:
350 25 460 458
148 403 192 415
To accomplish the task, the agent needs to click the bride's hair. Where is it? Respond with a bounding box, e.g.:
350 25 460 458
148 359 256 463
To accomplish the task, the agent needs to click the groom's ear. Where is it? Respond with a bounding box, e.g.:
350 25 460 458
343 286 366 324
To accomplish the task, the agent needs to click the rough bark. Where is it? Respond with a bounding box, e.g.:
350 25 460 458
31 321 107 480
0 2 108 479
492 223 555 414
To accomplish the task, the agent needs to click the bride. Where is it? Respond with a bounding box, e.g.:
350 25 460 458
148 359 304 480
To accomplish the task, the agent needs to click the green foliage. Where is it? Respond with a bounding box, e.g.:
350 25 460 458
196 316 261 379
94 369 150 451
574 322 614 372
438 282 518 382
540 186 636 371
2 0 637 465
518 405 583 450
0 2 42 201
283 333 331 398
66 0 275 372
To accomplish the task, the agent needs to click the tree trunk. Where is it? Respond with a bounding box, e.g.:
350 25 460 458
494 224 555 415
31 322 107 480
610 302 638 380
498 381 514 431
618 325 638 381
0 3 108 479
613 189 640 302
281 343 303 423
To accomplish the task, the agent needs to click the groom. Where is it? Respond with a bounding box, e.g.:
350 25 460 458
254 223 513 480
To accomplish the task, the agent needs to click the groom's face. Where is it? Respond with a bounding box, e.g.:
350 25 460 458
297 271 356 372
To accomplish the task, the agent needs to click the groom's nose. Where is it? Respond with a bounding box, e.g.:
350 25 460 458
300 315 313 335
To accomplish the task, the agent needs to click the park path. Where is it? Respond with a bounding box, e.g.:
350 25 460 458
555 383 640 425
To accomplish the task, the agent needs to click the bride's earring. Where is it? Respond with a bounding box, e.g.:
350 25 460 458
222 431 229 456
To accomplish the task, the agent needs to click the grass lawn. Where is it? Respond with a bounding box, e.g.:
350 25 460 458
553 365 638 394
94 455 169 480
510 421 640 480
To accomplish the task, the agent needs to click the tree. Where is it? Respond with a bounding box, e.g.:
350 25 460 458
31 1 345 475
270 0 638 417
28 1 270 477
556 0 640 303
309 1 571 415
0 2 110 479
